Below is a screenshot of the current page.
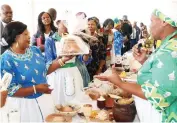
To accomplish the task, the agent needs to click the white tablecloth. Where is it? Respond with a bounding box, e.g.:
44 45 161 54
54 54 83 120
0 91 140 123
44 91 140 123
0 66 141 122
47 90 140 122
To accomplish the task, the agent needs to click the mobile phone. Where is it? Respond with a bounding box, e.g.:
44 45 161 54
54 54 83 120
137 43 143 53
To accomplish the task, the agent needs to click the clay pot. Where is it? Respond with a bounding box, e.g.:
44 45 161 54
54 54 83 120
113 99 136 122
97 97 106 109
105 95 114 109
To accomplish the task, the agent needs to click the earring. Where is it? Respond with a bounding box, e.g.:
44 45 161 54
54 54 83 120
16 42 19 48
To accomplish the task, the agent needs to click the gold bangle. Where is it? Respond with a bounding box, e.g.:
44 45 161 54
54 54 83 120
60 59 65 65
58 60 62 66
58 59 63 66
33 85 36 94
58 59 65 66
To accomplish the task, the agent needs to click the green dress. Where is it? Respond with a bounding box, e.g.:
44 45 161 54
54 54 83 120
137 31 177 122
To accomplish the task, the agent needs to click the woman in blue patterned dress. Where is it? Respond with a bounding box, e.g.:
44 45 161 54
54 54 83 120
0 21 73 122
111 18 124 64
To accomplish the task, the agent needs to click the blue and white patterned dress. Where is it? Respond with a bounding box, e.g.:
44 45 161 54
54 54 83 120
0 46 54 122
111 29 124 64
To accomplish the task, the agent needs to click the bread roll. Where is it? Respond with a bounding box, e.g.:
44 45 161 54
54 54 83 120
55 105 62 110
86 89 100 100
53 116 65 122
62 106 73 112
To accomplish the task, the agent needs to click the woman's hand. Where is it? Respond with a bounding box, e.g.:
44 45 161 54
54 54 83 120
83 50 92 62
61 55 74 63
39 45 45 52
95 65 122 86
84 49 92 56
84 49 92 57
47 56 74 75
132 45 148 65
35 84 53 94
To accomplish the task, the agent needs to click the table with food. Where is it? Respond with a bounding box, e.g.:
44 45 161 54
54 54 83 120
45 54 141 122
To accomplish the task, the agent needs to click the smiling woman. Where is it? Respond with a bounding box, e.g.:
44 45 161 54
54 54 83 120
31 12 56 52
1 21 50 122
0 21 75 122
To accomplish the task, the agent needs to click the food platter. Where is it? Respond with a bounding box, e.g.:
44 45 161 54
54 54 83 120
56 35 89 56
45 113 72 122
78 110 113 122
55 104 81 117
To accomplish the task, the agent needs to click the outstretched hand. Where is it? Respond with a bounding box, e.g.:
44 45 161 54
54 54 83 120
94 65 122 86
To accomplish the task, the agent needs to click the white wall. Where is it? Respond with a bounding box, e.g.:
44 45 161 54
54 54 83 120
1 0 158 35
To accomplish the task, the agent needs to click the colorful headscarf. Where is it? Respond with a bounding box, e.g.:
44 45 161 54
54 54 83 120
153 0 177 27
153 9 177 27
114 18 121 28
